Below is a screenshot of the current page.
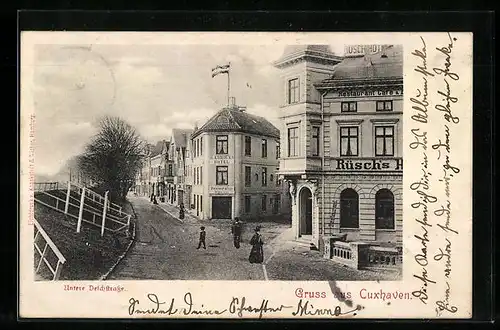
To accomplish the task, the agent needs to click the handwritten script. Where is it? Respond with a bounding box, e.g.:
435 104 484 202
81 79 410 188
409 32 461 317
127 293 360 318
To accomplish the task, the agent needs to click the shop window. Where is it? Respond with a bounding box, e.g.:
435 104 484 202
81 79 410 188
340 127 359 156
375 189 395 229
340 188 359 228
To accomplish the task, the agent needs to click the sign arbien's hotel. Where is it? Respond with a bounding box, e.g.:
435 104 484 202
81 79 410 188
273 44 403 250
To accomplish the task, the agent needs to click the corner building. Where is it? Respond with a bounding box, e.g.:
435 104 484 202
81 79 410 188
189 102 290 221
274 45 403 249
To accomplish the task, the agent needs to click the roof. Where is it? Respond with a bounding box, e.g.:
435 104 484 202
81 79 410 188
191 107 280 139
171 128 193 149
150 141 164 157
316 45 403 88
274 45 342 68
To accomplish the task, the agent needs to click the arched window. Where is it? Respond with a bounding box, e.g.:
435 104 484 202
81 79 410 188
340 188 359 228
375 189 395 229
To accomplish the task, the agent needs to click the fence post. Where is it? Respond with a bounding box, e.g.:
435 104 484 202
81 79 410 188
53 261 63 281
77 187 86 233
64 181 71 214
101 191 109 237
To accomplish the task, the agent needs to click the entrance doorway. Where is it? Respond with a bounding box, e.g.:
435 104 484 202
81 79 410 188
299 188 313 236
212 196 232 219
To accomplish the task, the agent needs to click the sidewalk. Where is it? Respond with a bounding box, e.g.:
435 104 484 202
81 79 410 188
137 195 199 224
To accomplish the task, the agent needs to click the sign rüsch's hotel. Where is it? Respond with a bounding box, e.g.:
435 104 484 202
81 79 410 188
274 44 403 251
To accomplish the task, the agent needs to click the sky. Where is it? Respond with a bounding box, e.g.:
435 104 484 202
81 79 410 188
32 42 344 176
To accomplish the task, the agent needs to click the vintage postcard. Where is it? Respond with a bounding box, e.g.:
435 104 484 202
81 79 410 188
19 31 472 319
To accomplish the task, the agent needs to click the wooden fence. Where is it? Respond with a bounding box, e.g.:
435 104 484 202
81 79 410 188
34 218 66 280
34 181 132 236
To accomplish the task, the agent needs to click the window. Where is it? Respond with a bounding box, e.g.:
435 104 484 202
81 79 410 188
168 164 173 176
216 135 228 154
288 127 299 157
270 174 274 182
276 141 280 159
244 196 251 213
340 127 359 156
262 195 267 211
288 78 299 104
200 166 203 184
341 101 357 113
375 126 394 156
200 195 203 212
216 166 228 185
261 139 268 158
376 100 393 111
245 166 251 187
200 137 203 155
262 167 267 186
244 136 251 156
375 189 395 229
311 126 320 156
340 189 359 228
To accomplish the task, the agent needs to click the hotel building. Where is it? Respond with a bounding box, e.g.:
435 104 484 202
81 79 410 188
274 45 403 250
188 100 291 220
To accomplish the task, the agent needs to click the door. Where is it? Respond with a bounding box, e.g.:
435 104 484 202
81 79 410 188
212 197 232 219
300 188 313 236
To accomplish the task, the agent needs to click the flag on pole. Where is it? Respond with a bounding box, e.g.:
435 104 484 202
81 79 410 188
212 63 230 78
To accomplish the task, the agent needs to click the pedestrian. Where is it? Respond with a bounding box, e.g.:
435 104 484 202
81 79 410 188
153 195 158 205
179 203 185 220
197 226 206 249
249 226 264 264
231 217 242 249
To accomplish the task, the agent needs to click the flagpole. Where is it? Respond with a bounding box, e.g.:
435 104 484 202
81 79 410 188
227 62 231 107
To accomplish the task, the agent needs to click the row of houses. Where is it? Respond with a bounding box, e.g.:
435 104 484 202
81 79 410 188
134 99 292 222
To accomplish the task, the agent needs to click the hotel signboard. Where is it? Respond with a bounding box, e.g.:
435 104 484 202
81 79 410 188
209 155 234 165
344 44 392 57
209 186 235 195
331 157 403 172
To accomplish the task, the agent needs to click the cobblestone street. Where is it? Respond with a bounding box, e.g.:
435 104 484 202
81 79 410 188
108 196 400 281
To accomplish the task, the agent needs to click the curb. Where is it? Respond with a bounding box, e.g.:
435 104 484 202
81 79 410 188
99 200 138 281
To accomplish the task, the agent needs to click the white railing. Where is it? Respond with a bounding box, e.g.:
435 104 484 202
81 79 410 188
34 181 132 236
34 218 66 280
34 182 59 192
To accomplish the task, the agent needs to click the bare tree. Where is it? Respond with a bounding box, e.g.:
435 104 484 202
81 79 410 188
79 116 145 202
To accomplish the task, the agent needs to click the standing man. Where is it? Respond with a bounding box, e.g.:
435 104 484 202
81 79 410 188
197 226 206 249
231 217 242 249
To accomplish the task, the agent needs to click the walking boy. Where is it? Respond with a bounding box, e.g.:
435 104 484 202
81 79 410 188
197 226 206 249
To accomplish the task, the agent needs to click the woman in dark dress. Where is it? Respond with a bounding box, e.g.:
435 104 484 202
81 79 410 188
249 226 264 264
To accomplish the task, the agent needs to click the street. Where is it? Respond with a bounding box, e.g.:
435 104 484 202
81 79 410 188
108 196 401 281
108 196 266 280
